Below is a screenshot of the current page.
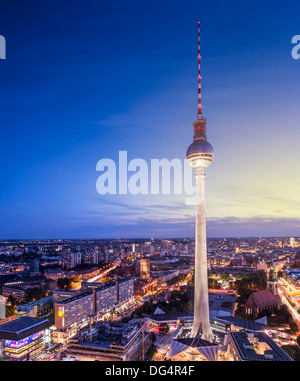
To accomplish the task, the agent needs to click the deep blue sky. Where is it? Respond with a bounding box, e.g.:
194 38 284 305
0 0 300 239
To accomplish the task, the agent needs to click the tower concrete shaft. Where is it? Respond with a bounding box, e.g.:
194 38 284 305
190 166 214 341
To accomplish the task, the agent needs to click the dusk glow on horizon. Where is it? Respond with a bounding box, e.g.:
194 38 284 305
0 0 300 239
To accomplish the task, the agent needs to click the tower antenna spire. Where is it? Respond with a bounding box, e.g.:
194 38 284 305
197 21 203 119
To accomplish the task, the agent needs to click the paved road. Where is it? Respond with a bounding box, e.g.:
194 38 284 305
0 315 16 325
278 281 300 326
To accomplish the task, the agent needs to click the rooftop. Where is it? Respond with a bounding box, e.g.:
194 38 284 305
230 331 293 361
212 316 267 331
0 317 51 340
58 291 93 305
284 269 300 281
74 322 141 349
245 289 281 309
149 312 267 332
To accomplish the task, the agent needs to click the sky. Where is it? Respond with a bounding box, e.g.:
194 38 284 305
0 0 300 239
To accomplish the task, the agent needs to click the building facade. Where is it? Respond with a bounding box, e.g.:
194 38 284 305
66 322 152 361
16 296 53 318
0 317 51 361
117 278 134 304
140 259 150 280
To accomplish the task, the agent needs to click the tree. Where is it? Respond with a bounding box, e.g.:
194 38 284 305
235 273 244 281
7 295 16 307
150 332 156 343
146 344 157 360
57 277 72 290
72 275 80 283
158 323 169 335
208 278 220 289
6 296 16 317
267 305 294 326
25 287 46 303
280 345 300 361
220 272 229 281
234 288 254 318
237 270 267 291
6 305 15 317
289 321 299 335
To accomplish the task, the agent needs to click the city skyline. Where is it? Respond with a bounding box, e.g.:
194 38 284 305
1 0 300 239
0 234 299 362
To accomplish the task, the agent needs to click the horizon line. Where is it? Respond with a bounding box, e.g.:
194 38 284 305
0 236 298 242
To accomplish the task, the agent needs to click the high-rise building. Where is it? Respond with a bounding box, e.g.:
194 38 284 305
61 251 81 269
95 282 118 313
61 251 75 269
117 278 134 304
290 237 295 248
75 252 82 266
54 278 135 336
55 291 95 332
0 295 5 320
140 258 150 280
29 258 40 274
186 22 214 342
82 250 98 265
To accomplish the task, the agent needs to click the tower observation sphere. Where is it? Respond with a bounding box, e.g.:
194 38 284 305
186 139 214 168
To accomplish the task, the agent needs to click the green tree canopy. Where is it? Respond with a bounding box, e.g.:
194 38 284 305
57 277 72 290
25 287 46 303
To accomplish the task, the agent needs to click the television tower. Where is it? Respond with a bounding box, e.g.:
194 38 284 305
186 22 214 341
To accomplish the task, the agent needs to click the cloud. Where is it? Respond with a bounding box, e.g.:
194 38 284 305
53 189 300 238
206 216 300 237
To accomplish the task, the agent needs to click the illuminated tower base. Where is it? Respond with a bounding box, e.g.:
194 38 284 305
190 166 213 341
